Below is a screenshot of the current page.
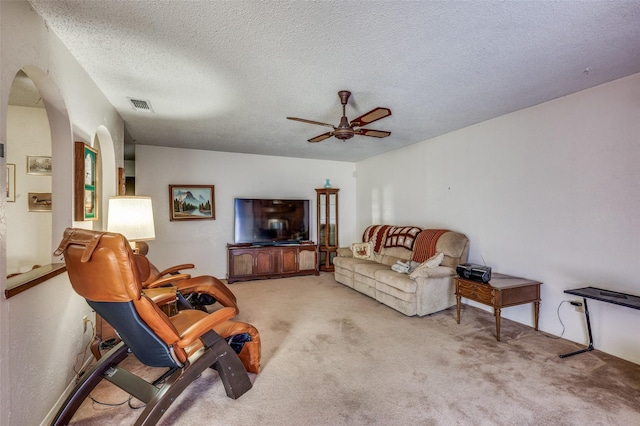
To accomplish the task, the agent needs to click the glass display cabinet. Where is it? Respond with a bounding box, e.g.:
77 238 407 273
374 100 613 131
316 188 339 271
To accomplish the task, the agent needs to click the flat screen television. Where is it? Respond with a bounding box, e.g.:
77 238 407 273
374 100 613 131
234 198 310 245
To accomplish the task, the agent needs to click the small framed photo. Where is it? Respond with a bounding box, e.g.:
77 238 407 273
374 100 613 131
27 156 52 175
74 142 99 221
6 163 16 202
117 167 126 195
28 192 52 212
169 185 215 221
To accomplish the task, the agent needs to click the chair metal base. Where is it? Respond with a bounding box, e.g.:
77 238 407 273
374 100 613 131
52 331 252 425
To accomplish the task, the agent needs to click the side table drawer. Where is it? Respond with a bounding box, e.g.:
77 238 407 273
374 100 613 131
457 280 492 304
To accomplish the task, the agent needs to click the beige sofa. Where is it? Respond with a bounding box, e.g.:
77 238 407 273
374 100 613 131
334 225 469 316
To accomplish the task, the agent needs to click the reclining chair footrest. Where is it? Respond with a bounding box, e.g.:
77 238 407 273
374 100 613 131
201 330 252 399
208 340 253 399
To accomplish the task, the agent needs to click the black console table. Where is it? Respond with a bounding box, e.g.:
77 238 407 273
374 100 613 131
559 287 640 358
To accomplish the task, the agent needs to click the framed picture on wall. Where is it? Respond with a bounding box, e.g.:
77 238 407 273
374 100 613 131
169 184 215 221
26 156 52 175
6 163 16 202
74 142 99 221
28 192 52 212
117 167 126 195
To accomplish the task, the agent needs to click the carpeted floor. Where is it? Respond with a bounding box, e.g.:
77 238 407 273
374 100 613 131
69 273 640 425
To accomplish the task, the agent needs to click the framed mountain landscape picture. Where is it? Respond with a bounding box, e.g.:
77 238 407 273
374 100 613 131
169 185 215 221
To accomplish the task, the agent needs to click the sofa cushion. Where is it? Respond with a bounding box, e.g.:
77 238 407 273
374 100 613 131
375 291 417 316
353 264 387 298
336 247 353 257
353 262 391 279
333 256 376 273
351 242 373 259
379 247 413 265
408 252 444 279
435 231 470 268
374 269 418 295
407 265 456 279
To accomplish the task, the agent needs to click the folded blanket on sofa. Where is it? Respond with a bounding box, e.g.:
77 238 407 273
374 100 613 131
391 260 411 274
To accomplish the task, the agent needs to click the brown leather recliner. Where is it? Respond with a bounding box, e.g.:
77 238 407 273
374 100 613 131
52 228 260 426
134 254 238 312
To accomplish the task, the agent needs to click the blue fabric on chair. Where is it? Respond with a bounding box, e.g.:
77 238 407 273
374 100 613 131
88 301 178 368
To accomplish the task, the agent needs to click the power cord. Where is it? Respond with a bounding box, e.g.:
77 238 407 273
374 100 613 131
71 318 143 409
88 364 175 410
74 318 96 379
545 300 576 340
89 394 147 410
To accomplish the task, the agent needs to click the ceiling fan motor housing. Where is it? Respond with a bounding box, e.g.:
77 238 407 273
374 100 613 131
335 115 354 139
334 128 354 140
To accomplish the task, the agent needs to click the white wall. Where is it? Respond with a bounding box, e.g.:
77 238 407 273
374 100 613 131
1 2 125 425
135 145 357 278
356 73 640 364
6 105 52 274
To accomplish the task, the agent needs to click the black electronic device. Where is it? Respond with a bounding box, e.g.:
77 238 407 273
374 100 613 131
456 263 492 283
234 198 310 244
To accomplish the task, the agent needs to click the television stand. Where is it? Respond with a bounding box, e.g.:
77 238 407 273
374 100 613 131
559 287 640 358
227 243 319 283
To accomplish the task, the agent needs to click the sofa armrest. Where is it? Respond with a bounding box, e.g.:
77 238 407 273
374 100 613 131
336 247 353 257
409 266 456 279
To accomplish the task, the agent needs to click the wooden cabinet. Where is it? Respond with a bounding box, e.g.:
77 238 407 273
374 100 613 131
227 243 319 283
316 188 339 271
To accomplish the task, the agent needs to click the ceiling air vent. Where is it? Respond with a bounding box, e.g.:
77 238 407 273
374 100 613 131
127 97 154 113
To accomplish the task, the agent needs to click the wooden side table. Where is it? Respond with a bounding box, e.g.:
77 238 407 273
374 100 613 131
455 273 541 341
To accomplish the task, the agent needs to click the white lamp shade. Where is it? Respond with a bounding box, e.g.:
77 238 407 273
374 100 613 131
107 196 155 241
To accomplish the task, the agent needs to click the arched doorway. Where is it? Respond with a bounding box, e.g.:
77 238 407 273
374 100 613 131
3 66 73 282
94 125 117 231
5 71 52 275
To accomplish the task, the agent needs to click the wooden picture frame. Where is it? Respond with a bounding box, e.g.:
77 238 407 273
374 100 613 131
169 185 215 221
6 163 16 202
26 156 52 175
74 142 99 221
28 192 52 212
117 167 126 195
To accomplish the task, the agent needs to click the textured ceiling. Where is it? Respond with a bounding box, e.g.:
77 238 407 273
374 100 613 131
28 1 640 162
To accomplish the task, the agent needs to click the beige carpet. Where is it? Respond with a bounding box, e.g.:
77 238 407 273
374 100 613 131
69 273 640 425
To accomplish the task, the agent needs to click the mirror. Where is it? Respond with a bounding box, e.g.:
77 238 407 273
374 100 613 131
6 70 52 277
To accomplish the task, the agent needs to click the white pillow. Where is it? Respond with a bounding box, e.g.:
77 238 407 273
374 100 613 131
351 242 373 259
409 252 444 279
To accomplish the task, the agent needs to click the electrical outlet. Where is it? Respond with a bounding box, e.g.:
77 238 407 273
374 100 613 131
82 315 90 332
570 300 584 313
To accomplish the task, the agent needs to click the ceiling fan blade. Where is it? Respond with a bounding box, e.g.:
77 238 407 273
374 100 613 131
350 107 392 127
308 132 333 143
287 117 335 128
355 129 391 138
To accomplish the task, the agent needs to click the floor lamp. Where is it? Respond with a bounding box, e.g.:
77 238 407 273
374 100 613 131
107 196 155 254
